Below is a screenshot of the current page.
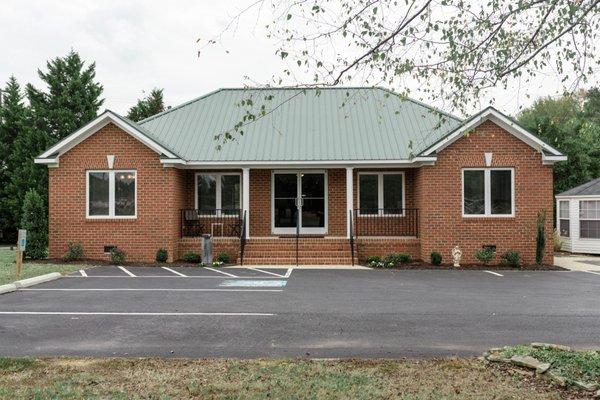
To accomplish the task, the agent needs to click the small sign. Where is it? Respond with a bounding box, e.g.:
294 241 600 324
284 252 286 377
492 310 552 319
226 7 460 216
18 229 27 251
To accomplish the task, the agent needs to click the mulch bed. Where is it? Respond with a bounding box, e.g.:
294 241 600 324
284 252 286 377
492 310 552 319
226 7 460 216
26 258 234 268
365 262 567 271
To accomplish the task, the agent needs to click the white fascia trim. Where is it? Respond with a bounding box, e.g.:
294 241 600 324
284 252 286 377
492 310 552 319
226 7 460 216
160 157 437 168
36 110 178 162
555 194 600 199
34 157 59 165
422 108 564 158
542 154 568 165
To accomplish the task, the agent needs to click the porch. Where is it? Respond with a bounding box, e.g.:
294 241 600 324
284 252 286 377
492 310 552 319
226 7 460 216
177 168 420 264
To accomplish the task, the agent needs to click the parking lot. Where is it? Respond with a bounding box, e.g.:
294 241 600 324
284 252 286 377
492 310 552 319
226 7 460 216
0 265 599 358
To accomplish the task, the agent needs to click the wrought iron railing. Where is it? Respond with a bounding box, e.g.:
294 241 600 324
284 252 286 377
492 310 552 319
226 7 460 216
349 210 355 266
240 210 247 266
353 208 419 237
181 209 243 237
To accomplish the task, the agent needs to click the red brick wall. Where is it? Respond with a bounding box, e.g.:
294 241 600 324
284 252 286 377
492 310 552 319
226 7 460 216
356 237 421 262
414 120 554 265
249 169 271 236
48 123 185 262
327 169 346 236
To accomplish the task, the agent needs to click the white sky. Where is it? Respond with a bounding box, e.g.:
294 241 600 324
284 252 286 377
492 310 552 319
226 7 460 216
1 0 596 118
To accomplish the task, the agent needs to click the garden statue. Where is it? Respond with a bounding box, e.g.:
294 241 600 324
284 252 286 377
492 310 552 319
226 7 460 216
452 246 462 267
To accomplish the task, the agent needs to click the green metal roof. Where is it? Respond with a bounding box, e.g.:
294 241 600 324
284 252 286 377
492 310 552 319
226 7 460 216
138 87 463 162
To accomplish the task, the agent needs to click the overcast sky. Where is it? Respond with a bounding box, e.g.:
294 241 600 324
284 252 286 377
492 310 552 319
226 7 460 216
1 0 596 118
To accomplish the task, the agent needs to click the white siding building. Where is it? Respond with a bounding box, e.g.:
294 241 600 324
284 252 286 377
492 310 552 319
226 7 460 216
556 178 600 254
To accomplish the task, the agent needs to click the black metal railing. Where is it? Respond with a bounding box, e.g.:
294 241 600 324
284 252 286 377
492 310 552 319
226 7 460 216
349 210 355 266
353 208 419 237
240 210 247 266
181 209 243 237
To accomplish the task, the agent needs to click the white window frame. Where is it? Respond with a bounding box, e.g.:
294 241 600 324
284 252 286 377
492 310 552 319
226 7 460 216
579 200 600 239
462 168 515 218
357 171 406 216
195 172 242 217
86 170 137 219
558 200 570 238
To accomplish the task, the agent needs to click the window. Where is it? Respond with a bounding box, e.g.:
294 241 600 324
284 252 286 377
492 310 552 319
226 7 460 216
87 170 136 218
580 200 600 239
358 172 404 215
559 201 570 237
196 173 241 215
462 168 514 216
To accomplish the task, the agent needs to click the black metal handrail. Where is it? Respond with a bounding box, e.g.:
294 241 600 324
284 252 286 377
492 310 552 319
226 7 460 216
353 208 419 237
240 210 247 266
181 209 243 237
349 210 355 266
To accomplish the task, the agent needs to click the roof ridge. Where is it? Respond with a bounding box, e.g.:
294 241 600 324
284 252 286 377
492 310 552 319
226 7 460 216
138 86 462 125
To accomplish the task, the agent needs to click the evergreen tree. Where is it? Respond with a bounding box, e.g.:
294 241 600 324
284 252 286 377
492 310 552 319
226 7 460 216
0 76 27 242
20 188 47 259
26 50 104 142
126 88 166 122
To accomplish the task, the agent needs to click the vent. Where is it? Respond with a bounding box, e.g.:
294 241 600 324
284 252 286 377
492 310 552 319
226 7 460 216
104 245 116 253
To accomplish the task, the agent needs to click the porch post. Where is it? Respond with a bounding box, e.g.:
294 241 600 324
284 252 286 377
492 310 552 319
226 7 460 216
346 167 354 238
242 167 250 238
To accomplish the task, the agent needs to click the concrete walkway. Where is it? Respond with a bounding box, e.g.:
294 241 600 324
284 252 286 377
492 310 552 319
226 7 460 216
555 254 600 271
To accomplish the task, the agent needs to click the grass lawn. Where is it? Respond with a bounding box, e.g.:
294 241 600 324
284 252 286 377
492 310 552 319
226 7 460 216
0 248 83 285
501 345 600 386
0 357 570 399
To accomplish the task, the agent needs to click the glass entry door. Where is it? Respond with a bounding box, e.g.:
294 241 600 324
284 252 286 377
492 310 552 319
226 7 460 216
273 171 327 235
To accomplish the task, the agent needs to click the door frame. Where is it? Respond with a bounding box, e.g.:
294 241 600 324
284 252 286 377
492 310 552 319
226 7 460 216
271 170 328 235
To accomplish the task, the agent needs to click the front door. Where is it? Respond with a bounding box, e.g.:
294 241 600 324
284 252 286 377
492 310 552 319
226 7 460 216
273 171 327 235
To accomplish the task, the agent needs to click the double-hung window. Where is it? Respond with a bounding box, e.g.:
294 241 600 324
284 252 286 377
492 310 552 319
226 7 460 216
462 168 514 216
196 173 241 216
558 201 570 237
580 200 600 239
87 170 136 218
358 172 404 215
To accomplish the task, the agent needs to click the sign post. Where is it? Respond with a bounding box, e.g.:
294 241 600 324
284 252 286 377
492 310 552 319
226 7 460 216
16 229 26 278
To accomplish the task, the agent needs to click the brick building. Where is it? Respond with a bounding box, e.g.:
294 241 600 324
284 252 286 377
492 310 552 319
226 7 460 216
35 87 566 265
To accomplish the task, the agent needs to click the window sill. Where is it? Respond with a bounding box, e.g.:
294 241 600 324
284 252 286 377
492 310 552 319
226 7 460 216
85 216 137 222
462 214 515 219
357 214 406 218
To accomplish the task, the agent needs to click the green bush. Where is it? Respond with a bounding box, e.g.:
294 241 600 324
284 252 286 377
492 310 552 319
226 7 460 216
110 248 126 264
65 242 84 261
217 252 231 264
366 256 383 268
20 189 48 259
430 251 442 266
500 251 521 267
183 252 201 263
475 247 495 265
383 252 412 267
155 248 168 263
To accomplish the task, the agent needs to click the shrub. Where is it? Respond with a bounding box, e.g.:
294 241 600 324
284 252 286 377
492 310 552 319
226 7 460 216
383 252 412 267
500 251 521 267
65 242 84 261
110 248 126 264
475 247 495 265
20 189 48 259
536 209 547 265
217 252 231 264
183 252 201 263
366 256 384 268
155 248 168 263
212 260 224 267
430 251 442 266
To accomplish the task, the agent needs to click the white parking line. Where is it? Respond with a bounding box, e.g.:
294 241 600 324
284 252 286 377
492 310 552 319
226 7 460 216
582 270 600 276
203 267 238 278
65 275 286 279
246 267 285 278
20 288 282 292
79 269 87 277
484 270 504 277
118 266 136 277
284 268 293 278
0 311 274 316
161 267 187 277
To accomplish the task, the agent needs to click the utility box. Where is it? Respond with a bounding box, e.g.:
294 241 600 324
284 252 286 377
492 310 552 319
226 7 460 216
202 234 213 265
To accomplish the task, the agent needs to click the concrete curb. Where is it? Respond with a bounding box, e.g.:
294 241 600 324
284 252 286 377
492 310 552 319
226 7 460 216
13 272 62 289
0 283 17 295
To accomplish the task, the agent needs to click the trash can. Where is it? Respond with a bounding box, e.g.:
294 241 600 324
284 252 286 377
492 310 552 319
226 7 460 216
202 234 213 265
